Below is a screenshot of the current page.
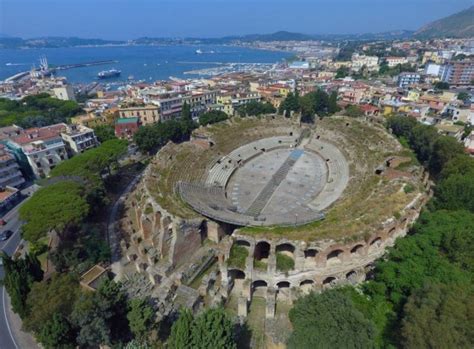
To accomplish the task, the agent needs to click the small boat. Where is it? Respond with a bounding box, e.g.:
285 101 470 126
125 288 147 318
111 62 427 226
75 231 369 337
195 49 203 54
128 75 134 80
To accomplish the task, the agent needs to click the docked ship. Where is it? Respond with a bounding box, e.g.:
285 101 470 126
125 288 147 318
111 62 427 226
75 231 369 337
97 69 121 79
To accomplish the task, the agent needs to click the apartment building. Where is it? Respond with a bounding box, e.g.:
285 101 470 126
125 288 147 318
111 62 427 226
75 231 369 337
61 124 99 155
10 124 69 178
398 72 421 88
440 60 474 86
385 56 409 67
351 54 379 71
0 144 25 188
118 105 160 125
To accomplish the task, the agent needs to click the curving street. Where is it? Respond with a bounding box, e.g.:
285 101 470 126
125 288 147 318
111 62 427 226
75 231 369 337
0 185 39 349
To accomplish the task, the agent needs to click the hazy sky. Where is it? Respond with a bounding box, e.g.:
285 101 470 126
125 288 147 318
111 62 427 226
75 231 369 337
1 0 473 39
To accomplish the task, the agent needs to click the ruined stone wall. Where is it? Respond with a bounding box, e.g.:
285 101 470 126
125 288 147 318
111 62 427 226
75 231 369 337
220 189 430 318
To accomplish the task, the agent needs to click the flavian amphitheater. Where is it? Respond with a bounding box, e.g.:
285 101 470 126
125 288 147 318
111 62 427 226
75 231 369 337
117 115 430 337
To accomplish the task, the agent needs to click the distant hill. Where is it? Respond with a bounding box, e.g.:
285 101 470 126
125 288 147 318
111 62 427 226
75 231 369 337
415 6 474 38
0 36 125 49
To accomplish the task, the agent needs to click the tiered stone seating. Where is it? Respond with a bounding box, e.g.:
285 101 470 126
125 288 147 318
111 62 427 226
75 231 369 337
205 136 299 187
305 139 350 211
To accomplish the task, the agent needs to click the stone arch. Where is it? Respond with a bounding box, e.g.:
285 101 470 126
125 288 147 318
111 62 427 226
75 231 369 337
350 244 364 256
326 249 344 265
252 280 268 297
322 276 337 289
368 237 383 254
277 281 291 288
304 248 318 268
228 269 246 294
276 281 291 301
276 243 295 256
304 248 318 258
300 279 314 294
235 239 251 248
254 241 270 260
346 270 358 284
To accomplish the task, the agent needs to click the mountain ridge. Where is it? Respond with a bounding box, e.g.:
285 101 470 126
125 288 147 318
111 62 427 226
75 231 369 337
415 6 474 38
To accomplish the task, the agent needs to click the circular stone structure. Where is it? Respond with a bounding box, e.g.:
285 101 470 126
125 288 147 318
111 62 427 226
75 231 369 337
179 135 349 227
126 116 430 321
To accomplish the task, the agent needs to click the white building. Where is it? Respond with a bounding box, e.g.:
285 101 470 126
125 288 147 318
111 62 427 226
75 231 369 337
11 124 69 178
351 54 379 72
52 85 76 101
424 63 442 77
61 124 99 155
386 57 409 67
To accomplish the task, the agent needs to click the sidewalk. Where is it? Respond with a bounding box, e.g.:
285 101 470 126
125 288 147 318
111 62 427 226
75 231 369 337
4 290 40 349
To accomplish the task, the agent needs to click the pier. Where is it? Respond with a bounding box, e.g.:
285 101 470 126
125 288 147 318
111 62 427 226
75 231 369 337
2 59 118 83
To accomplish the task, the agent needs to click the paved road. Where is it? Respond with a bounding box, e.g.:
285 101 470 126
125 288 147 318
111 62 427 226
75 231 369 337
0 185 39 349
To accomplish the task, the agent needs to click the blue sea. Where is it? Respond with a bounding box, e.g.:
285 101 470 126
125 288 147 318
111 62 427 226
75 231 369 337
0 45 292 83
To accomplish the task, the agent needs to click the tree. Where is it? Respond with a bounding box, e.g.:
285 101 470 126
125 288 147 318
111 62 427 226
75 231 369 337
279 92 300 117
457 91 471 102
435 173 474 212
335 66 350 79
36 313 75 349
127 298 155 340
429 136 465 177
199 110 228 126
1 252 44 318
328 91 340 114
366 210 473 309
191 307 236 349
386 115 418 139
168 308 194 349
288 289 376 349
434 81 450 90
237 101 276 117
24 274 79 334
409 124 439 163
345 105 364 118
19 181 90 243
93 124 116 142
0 93 83 128
401 283 474 349
71 279 131 347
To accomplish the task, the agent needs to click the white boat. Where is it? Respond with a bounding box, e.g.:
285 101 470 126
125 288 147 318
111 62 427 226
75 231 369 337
195 49 203 54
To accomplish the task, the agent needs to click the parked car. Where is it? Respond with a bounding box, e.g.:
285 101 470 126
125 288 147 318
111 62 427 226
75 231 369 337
0 219 6 226
0 230 13 241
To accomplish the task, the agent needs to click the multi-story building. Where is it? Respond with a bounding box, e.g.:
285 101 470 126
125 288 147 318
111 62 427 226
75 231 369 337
118 105 160 125
385 56 409 67
398 72 421 88
52 85 76 101
60 124 99 155
440 60 474 86
115 117 141 140
351 54 379 72
183 90 218 118
153 96 183 121
0 144 25 188
10 124 69 178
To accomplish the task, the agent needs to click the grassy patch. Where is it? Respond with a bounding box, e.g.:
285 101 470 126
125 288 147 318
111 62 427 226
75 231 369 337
227 245 248 269
254 259 267 271
276 253 294 272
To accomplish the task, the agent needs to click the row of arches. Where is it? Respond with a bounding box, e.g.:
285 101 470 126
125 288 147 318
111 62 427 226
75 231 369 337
234 232 391 270
228 268 362 295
